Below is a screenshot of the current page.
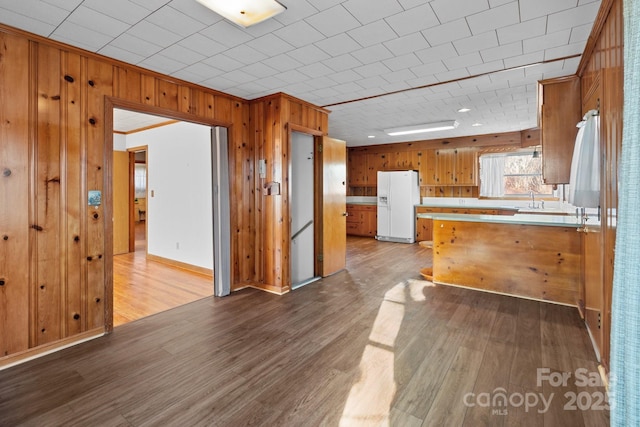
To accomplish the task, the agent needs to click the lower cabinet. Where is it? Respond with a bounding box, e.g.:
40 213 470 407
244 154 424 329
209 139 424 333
415 206 516 241
346 204 377 237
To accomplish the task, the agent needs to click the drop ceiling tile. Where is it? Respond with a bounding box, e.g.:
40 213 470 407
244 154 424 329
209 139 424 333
298 62 334 78
569 22 595 43
273 69 312 84
382 68 417 83
467 60 505 75
342 0 404 25
489 0 515 7
0 0 71 25
306 0 343 12
0 7 57 37
138 53 186 75
414 43 458 64
220 69 257 85
305 5 361 37
199 21 253 48
497 17 547 45
503 51 544 68
384 33 430 57
66 6 130 38
82 0 151 25
523 29 571 54
354 62 392 79
385 3 440 37
168 0 222 25
519 0 577 21
245 34 294 57
315 33 361 56
128 21 183 47
202 54 244 72
351 44 394 65
544 41 586 60
224 44 268 65
466 2 519 34
324 54 363 72
262 53 304 72
176 62 224 80
454 31 499 56
286 45 331 65
146 6 206 37
179 33 226 56
160 44 206 65
272 0 319 25
202 75 236 91
547 1 601 33
131 0 166 10
382 53 422 71
273 20 326 48
52 22 113 51
110 33 162 57
355 75 389 89
480 41 522 62
42 0 83 10
99 44 146 64
443 52 484 70
422 19 472 46
436 68 470 82
430 0 489 23
348 20 397 47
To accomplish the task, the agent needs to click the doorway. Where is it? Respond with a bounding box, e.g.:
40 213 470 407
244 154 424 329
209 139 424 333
111 108 225 326
291 131 319 289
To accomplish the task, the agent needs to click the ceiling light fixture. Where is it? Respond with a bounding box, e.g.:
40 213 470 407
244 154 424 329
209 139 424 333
195 0 286 28
384 120 459 136
472 122 483 127
458 108 471 112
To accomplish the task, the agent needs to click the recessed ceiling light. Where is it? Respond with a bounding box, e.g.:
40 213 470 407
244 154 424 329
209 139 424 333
368 135 376 138
384 120 459 136
195 0 286 27
458 108 471 113
472 122 483 127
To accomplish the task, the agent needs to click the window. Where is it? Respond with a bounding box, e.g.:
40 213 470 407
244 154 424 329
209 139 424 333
134 163 147 199
480 152 554 198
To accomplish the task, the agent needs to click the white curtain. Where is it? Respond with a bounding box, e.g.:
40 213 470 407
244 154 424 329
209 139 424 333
479 155 505 197
568 110 600 207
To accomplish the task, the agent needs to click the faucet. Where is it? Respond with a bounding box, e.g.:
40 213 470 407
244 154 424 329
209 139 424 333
529 191 539 209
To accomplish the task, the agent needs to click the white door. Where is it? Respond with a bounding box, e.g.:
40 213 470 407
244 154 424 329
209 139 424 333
291 132 316 288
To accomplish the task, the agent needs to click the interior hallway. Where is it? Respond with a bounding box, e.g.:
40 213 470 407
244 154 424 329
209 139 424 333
113 221 214 326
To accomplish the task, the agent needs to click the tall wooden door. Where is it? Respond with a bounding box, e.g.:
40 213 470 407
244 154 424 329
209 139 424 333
113 150 130 255
321 136 346 276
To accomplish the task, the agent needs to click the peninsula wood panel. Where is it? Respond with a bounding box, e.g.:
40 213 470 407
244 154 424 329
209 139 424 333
433 220 581 306
577 0 622 371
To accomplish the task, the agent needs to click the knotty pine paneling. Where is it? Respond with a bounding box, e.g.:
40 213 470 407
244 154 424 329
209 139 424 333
61 51 84 338
0 32 31 356
33 43 63 346
577 0 622 371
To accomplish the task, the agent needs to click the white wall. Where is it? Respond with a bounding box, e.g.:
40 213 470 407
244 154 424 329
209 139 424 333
113 133 127 152
126 122 213 270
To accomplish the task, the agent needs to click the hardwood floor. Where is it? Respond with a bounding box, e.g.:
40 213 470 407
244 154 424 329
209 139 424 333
113 221 213 326
0 237 608 426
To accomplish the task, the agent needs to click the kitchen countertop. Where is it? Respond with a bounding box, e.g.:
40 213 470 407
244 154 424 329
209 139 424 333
417 212 584 227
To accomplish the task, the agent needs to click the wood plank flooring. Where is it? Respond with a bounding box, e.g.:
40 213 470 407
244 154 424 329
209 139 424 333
113 221 213 326
0 237 609 426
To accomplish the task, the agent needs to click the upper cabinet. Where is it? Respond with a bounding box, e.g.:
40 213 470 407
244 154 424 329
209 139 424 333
538 76 581 184
428 148 478 186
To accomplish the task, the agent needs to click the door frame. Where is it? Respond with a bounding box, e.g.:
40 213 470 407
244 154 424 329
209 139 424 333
104 97 233 333
126 146 147 253
287 124 324 285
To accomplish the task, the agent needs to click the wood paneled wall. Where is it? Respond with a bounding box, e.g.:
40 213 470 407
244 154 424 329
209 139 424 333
0 25 329 362
577 0 623 372
249 93 329 294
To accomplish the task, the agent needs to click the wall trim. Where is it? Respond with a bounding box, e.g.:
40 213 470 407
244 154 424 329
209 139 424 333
146 253 214 277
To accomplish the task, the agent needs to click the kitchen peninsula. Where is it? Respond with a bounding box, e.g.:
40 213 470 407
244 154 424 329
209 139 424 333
422 213 584 306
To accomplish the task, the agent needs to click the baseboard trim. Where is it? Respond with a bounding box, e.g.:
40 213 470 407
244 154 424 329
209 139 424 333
146 253 213 277
0 328 105 371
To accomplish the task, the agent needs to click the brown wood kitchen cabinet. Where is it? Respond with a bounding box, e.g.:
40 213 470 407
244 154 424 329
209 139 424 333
538 76 581 184
346 204 377 237
425 148 478 186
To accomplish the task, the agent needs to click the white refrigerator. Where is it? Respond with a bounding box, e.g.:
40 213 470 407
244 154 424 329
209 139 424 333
376 170 420 243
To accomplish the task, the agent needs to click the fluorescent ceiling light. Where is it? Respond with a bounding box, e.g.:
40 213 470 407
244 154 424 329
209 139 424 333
195 0 286 28
472 122 483 127
458 108 471 112
384 120 459 136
